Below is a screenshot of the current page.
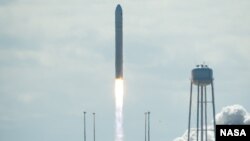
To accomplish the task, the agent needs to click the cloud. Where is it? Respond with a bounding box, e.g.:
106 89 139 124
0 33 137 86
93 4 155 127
173 129 215 141
216 104 250 125
173 104 250 141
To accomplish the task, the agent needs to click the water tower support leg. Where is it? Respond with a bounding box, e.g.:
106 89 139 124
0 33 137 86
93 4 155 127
197 84 200 141
187 82 193 141
201 86 204 141
205 86 208 141
211 82 216 141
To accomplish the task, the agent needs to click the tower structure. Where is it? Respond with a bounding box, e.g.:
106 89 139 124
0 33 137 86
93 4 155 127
187 64 216 141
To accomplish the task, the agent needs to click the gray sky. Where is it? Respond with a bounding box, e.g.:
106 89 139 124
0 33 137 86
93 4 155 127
0 0 250 141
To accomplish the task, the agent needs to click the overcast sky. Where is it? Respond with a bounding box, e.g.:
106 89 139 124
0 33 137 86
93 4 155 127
0 0 249 141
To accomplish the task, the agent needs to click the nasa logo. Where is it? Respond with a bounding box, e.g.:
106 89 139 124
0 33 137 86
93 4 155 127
220 129 246 136
216 125 250 141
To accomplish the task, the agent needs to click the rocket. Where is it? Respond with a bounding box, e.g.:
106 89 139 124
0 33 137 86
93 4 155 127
115 4 123 79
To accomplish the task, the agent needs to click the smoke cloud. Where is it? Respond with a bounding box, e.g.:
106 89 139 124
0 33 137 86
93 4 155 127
173 104 250 141
216 104 250 125
173 129 215 141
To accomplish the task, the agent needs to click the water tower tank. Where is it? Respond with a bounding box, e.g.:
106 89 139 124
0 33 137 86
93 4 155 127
191 65 213 86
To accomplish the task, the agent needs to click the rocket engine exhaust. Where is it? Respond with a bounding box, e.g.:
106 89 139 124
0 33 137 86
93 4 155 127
115 79 124 141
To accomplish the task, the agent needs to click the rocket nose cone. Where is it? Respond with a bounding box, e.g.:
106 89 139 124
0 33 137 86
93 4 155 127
116 4 122 13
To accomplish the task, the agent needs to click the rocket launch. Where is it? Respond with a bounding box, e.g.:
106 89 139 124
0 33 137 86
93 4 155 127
115 4 124 141
115 4 123 79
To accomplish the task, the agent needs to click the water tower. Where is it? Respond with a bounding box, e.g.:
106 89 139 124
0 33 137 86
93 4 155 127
187 64 216 141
